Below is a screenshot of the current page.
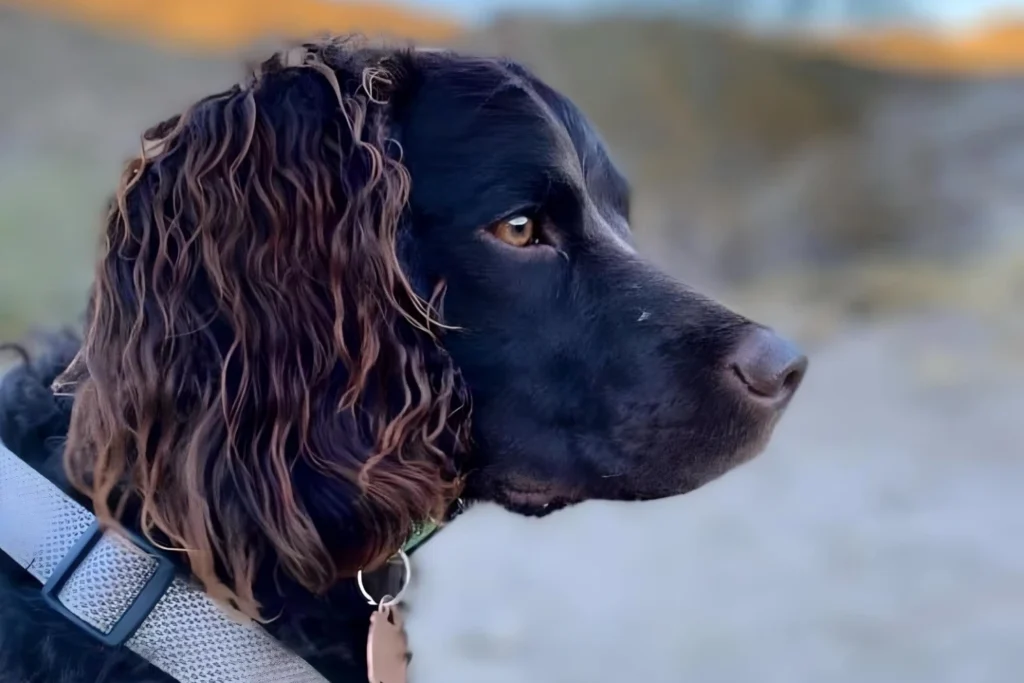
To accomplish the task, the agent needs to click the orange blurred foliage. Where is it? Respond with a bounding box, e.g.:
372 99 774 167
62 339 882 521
0 0 461 49
800 20 1024 73
5 0 1024 75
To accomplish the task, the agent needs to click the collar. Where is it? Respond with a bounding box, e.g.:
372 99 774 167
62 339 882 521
0 443 329 682
403 496 469 556
402 518 440 555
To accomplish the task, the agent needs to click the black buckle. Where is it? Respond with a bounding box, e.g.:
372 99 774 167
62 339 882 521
41 520 176 647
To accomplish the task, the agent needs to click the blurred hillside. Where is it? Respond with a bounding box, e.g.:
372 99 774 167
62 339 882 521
11 0 1024 70
0 0 459 48
803 20 1024 73
1 6 1023 340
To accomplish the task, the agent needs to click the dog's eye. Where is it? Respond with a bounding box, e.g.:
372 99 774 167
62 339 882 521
491 214 539 248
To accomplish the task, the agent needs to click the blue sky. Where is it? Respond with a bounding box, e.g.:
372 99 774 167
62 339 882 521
398 0 1024 28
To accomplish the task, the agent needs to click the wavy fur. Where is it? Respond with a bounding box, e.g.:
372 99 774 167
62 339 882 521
63 39 470 619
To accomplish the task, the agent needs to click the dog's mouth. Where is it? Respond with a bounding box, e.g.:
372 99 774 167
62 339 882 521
498 490 579 517
462 473 583 517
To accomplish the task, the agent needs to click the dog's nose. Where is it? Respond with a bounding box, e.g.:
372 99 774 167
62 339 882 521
727 327 808 406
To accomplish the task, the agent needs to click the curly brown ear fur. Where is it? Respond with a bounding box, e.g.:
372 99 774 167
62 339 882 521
63 39 471 618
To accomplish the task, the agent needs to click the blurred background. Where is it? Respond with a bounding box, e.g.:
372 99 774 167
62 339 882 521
0 1 1022 681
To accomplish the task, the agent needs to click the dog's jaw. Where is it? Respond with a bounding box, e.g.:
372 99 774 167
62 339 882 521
460 472 583 517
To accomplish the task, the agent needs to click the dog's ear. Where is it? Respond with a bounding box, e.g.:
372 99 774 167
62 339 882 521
63 41 470 618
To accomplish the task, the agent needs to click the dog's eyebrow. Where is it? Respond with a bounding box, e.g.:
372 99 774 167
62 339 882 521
398 57 604 235
512 72 632 222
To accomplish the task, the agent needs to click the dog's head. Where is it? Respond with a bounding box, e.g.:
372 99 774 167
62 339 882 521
63 38 806 617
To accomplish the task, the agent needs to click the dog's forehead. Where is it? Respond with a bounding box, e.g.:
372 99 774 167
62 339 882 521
481 58 632 223
401 55 612 169
396 52 631 240
394 57 573 195
400 55 564 145
403 51 598 142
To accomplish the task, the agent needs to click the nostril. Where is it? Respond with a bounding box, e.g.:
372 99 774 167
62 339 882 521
779 355 808 395
730 361 782 399
728 327 808 404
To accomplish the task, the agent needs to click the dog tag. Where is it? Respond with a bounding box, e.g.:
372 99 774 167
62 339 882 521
367 601 409 683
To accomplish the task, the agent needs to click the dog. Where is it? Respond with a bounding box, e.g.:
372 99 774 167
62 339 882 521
0 36 807 682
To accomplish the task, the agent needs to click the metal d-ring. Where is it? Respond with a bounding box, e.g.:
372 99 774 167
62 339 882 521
356 549 411 608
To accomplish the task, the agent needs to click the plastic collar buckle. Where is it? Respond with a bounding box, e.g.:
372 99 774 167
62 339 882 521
41 520 175 647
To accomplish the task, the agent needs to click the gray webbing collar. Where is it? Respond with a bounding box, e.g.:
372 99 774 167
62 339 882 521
0 443 329 683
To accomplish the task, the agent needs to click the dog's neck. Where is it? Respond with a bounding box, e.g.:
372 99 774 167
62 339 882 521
0 348 431 683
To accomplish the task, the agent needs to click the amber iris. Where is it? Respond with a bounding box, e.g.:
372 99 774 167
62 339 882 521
491 215 538 247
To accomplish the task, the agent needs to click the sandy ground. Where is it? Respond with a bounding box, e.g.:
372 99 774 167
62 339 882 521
406 310 1024 683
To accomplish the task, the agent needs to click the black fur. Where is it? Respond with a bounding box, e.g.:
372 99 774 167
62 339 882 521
0 44 801 682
